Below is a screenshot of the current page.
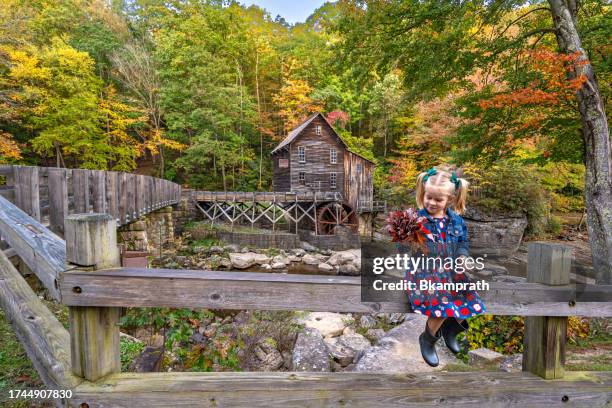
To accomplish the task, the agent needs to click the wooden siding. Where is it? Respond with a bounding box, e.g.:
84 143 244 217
344 152 374 210
287 116 345 194
272 148 291 192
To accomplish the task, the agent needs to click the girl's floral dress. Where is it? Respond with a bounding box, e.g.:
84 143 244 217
405 208 486 318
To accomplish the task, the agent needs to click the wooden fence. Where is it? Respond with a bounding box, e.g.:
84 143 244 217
0 190 610 406
0 165 181 235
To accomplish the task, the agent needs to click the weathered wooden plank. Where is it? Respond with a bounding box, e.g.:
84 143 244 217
69 306 121 382
65 214 120 269
155 178 161 209
92 170 106 214
126 174 136 222
0 186 15 202
66 213 121 382
58 268 612 316
71 371 612 408
0 195 65 300
524 242 571 379
136 175 146 217
14 166 41 221
105 171 119 223
118 172 127 225
47 168 68 236
72 169 90 214
528 242 572 285
0 164 14 176
0 250 82 392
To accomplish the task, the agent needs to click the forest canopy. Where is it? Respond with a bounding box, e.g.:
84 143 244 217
0 0 609 227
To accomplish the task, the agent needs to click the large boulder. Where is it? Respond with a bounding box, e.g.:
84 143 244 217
324 332 371 365
302 253 327 265
463 207 528 256
351 314 458 372
272 254 290 266
327 250 359 266
295 312 349 337
339 261 361 275
317 263 334 272
292 328 331 372
129 346 164 372
229 252 271 269
253 342 284 371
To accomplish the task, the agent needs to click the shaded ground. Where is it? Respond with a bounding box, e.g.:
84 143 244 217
0 311 52 408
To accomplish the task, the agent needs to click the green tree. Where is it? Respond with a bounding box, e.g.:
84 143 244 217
337 0 611 280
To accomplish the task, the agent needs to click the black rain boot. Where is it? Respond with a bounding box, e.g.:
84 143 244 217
419 321 442 367
440 318 469 354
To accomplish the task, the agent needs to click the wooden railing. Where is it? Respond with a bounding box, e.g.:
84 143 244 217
0 165 181 234
357 200 387 213
0 194 610 406
196 190 343 202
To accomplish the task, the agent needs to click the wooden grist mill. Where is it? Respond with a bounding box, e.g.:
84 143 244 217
195 113 386 237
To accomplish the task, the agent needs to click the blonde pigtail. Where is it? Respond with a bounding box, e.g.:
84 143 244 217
415 171 428 210
453 177 470 214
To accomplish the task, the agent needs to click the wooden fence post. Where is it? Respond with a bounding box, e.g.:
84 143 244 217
14 166 40 221
92 170 106 214
65 213 121 382
47 168 68 236
72 169 90 214
523 242 572 379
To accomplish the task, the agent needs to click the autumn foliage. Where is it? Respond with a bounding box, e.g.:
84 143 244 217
479 49 588 111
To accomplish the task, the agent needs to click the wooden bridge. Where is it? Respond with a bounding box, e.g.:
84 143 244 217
0 165 610 407
0 165 181 234
194 190 379 235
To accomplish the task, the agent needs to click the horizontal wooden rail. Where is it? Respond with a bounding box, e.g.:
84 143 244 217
71 371 612 407
0 195 66 300
58 267 612 316
0 250 82 396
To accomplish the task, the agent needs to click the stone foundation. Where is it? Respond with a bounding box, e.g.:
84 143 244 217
118 205 175 252
299 227 361 251
219 231 301 250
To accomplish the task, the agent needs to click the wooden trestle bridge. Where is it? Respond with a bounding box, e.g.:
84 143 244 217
0 164 610 407
195 190 387 235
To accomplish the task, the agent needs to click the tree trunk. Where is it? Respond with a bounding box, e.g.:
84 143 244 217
159 145 165 179
549 0 612 283
255 50 263 189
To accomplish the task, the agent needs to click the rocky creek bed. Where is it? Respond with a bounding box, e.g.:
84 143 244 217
114 222 609 375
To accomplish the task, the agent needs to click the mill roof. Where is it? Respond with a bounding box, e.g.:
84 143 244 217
270 112 375 165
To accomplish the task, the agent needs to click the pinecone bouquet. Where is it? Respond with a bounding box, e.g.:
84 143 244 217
386 208 428 254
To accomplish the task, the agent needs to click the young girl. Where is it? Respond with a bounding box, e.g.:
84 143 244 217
404 165 486 367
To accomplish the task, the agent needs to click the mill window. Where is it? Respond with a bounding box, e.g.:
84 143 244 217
298 146 305 163
330 173 337 189
299 172 305 184
330 149 337 164
315 125 322 135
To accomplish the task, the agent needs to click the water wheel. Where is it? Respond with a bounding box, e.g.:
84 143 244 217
316 202 358 235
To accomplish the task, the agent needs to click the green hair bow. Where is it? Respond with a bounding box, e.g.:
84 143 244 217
423 167 437 182
450 172 461 190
